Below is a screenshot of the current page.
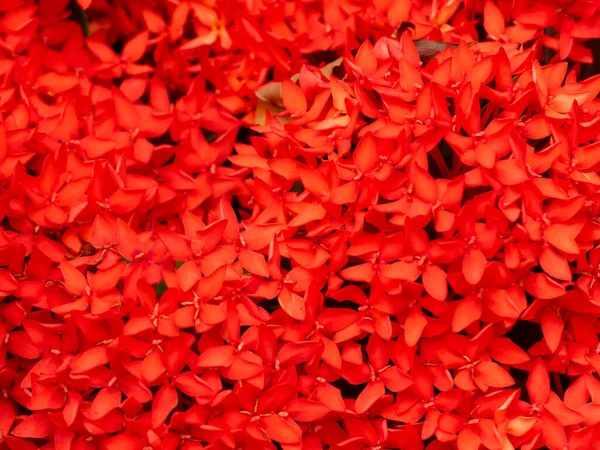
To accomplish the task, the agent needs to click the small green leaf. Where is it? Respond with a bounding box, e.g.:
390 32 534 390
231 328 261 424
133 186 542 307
121 258 133 265
154 280 168 299
291 181 303 194
175 261 185 269
202 130 217 143
264 300 280 313
70 0 89 37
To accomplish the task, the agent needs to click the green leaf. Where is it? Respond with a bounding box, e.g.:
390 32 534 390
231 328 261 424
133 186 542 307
175 261 185 269
264 300 280 313
154 280 168 299
291 181 303 194
202 130 217 143
70 0 89 37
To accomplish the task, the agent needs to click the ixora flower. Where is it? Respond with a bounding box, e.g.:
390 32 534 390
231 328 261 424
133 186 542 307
0 0 600 449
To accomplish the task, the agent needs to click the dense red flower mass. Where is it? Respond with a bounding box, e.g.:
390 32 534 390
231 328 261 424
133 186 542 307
1 0 600 449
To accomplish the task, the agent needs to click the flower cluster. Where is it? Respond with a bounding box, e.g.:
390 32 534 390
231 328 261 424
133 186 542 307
0 0 600 449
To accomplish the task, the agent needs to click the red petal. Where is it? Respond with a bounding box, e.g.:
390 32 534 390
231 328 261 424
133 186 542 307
278 288 306 321
488 338 530 364
282 80 307 115
523 273 566 299
173 372 214 398
60 260 88 296
176 260 200 292
462 247 486 285
379 366 413 392
152 382 178 429
11 413 52 438
261 414 302 444
196 345 235 368
422 264 447 301
474 361 514 388
89 387 121 421
355 380 385 414
527 359 550 406
404 309 427 347
316 383 346 413
413 165 438 204
238 248 270 277
0 398 15 435
539 246 571 281
457 428 482 450
484 1 506 38
541 309 564 353
452 296 482 332
71 346 109 374
286 399 330 422
541 411 567 449
194 265 227 300
354 132 378 173
63 392 81 427
122 31 149 62
298 166 330 197
544 222 584 255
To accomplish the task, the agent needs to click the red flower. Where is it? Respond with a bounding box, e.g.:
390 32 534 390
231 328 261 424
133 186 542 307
0 0 600 448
